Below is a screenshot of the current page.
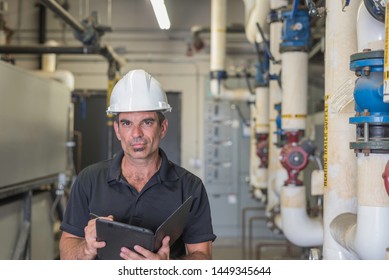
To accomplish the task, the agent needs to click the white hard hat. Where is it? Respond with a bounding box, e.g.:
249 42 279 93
106 69 172 114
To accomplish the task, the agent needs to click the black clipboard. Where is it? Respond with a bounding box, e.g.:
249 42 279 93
96 196 193 260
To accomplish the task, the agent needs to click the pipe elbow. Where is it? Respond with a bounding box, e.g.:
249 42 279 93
210 79 254 101
33 70 75 91
281 207 323 247
330 212 357 254
280 186 323 247
243 0 270 44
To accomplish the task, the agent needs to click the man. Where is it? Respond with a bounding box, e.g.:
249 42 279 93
59 69 216 260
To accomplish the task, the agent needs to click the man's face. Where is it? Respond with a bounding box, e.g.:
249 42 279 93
114 111 168 160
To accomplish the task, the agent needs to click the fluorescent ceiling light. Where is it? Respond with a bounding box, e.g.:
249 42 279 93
150 0 171 30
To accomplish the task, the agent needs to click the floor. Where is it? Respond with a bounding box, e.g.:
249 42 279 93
212 238 305 260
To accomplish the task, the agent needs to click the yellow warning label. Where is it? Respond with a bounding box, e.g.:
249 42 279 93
385 2 389 71
324 94 329 188
281 114 307 119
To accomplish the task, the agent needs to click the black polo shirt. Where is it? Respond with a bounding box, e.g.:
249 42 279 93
60 148 216 259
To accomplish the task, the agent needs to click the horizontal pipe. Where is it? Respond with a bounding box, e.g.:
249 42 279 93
40 0 85 34
0 45 126 67
0 45 101 54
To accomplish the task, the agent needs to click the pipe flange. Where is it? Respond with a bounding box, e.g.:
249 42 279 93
350 141 389 154
350 50 384 61
350 50 384 72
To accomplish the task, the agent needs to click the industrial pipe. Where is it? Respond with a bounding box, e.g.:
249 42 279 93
0 45 101 54
0 44 125 68
330 154 389 259
209 0 254 102
323 0 360 260
39 0 85 34
356 1 384 52
280 185 323 247
243 0 270 44
28 40 75 91
266 0 288 217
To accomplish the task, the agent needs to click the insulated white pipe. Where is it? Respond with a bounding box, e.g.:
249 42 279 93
42 40 58 73
210 0 226 73
270 0 288 9
330 154 389 259
250 86 269 198
267 16 287 215
209 0 253 101
243 0 270 44
33 70 75 91
281 51 308 131
280 185 323 247
210 79 254 101
255 86 269 135
323 0 360 260
356 1 384 52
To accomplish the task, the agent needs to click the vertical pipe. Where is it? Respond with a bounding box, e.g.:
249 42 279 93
267 2 287 215
250 86 269 198
281 51 308 131
210 0 226 73
354 153 389 259
323 0 360 260
107 0 112 27
383 0 389 102
38 3 46 69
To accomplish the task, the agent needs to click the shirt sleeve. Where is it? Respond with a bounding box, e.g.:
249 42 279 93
60 169 92 237
182 177 217 244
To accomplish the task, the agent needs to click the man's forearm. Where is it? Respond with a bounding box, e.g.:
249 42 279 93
179 251 212 260
60 237 96 260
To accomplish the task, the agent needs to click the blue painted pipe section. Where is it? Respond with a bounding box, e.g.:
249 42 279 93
275 103 282 134
255 46 269 87
350 53 389 118
280 9 310 50
354 72 389 115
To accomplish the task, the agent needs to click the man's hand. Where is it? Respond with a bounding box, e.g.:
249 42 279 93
119 236 170 260
59 215 114 260
83 215 114 258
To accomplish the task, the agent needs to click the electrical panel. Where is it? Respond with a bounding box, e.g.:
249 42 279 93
204 99 239 194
